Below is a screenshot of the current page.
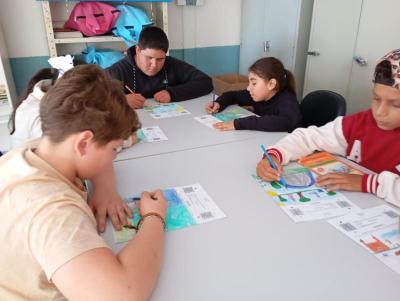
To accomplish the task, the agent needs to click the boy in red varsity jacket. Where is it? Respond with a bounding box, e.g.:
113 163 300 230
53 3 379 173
256 48 400 207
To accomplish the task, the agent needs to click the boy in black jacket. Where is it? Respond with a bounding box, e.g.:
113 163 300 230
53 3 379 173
107 26 213 109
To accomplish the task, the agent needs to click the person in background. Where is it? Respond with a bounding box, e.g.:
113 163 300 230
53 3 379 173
256 48 400 206
107 26 213 109
9 68 59 147
0 65 167 300
206 57 301 132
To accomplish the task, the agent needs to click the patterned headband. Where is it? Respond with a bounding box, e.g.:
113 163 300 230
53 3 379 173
376 48 400 89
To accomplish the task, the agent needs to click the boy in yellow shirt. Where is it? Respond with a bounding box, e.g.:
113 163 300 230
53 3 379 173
0 65 167 300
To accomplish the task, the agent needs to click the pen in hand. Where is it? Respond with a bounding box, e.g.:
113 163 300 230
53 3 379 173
260 144 287 187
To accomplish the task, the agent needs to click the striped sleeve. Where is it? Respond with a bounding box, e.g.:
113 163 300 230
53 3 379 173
363 172 400 207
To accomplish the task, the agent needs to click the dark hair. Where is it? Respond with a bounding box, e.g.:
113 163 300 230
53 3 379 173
40 65 140 145
249 57 296 97
373 60 394 87
138 26 169 53
8 68 59 135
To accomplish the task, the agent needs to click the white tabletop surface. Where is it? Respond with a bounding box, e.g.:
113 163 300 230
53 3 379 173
103 135 398 301
115 95 269 161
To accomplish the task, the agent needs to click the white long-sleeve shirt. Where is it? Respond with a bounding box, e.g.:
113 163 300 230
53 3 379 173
267 110 400 207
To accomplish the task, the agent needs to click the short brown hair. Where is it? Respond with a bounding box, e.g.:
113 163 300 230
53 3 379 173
40 64 140 145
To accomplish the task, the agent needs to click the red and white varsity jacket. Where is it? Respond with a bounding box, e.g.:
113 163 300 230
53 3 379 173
267 109 400 207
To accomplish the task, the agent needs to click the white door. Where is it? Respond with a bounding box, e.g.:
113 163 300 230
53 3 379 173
302 0 362 98
239 0 267 75
263 0 299 70
239 0 299 75
346 0 400 113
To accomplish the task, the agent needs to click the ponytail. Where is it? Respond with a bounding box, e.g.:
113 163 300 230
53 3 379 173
249 57 296 97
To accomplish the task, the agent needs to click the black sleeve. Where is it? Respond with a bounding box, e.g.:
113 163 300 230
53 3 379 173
165 58 213 101
106 59 133 93
233 97 301 132
216 90 254 112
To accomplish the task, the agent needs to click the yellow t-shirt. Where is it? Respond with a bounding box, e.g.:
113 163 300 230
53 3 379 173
0 144 109 300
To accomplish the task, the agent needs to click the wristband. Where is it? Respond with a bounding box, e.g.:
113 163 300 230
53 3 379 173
137 212 166 231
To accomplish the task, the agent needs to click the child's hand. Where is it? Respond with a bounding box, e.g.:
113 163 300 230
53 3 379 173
88 189 132 233
126 93 145 109
154 90 171 103
316 173 363 192
213 121 235 131
256 156 282 182
205 101 220 114
138 190 167 219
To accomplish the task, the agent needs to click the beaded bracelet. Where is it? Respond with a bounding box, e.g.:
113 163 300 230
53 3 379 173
137 212 166 231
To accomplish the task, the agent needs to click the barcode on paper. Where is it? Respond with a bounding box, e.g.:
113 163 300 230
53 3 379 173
200 212 213 219
289 208 303 216
183 187 195 194
337 201 351 208
339 222 357 232
384 210 399 219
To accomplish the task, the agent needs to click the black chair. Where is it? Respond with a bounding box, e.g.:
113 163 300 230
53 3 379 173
300 90 346 127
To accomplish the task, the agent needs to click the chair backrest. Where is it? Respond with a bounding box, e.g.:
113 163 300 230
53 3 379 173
300 90 346 127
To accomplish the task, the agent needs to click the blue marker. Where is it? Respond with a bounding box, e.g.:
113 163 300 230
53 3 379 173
260 144 287 187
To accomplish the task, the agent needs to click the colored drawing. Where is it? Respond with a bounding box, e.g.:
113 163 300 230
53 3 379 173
144 103 190 119
298 152 363 175
113 184 225 243
214 108 247 122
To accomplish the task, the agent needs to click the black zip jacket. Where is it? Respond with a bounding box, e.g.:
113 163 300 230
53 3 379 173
216 89 302 132
107 46 213 101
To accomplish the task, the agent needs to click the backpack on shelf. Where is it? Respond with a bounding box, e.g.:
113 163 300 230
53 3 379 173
64 2 120 37
82 46 125 69
112 4 153 47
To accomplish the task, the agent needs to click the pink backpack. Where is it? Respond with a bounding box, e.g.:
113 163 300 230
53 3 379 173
64 2 120 37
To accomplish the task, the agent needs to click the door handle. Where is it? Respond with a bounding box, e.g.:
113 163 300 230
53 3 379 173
353 56 367 66
307 51 320 56
264 41 270 52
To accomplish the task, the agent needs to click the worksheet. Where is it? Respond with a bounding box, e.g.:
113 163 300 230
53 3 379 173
137 126 168 143
144 103 190 119
328 205 400 275
253 162 358 222
194 108 249 129
113 184 226 243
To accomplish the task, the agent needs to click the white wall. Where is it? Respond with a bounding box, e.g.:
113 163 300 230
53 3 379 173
0 0 49 57
0 0 241 59
168 0 242 49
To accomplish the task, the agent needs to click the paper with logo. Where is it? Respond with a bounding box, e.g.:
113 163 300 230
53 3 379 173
113 184 226 243
137 126 168 143
328 205 400 275
253 162 358 222
144 103 190 119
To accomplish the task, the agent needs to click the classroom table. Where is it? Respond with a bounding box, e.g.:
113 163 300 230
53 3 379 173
103 135 399 301
115 95 269 161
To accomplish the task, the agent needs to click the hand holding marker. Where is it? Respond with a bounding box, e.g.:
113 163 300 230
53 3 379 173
260 145 287 188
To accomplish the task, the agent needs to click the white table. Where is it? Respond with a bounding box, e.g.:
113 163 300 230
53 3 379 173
116 95 269 161
104 135 398 301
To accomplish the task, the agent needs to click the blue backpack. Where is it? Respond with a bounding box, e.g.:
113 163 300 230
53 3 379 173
112 5 153 47
82 46 125 68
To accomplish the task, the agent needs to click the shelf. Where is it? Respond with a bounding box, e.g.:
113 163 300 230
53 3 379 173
54 36 124 44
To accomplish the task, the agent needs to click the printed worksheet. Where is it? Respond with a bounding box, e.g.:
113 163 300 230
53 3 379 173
195 108 249 129
328 205 400 274
113 184 226 243
144 103 190 119
253 162 358 222
137 126 168 143
298 152 363 175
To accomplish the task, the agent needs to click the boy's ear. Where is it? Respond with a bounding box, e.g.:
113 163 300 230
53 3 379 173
268 78 277 91
75 130 94 157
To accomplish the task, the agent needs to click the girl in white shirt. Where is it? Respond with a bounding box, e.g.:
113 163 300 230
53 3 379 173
9 68 58 147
